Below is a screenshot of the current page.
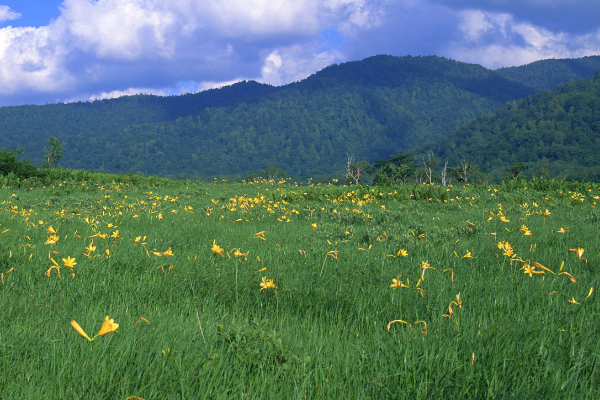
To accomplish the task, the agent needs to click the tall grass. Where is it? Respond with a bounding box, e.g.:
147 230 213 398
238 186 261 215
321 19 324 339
0 180 598 398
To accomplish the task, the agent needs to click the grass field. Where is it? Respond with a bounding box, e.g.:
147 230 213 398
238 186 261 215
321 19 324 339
0 178 598 399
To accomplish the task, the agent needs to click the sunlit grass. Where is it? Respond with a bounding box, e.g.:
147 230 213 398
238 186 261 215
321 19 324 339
0 179 598 398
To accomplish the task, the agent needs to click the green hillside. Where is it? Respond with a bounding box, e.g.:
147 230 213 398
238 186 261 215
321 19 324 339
0 55 599 178
429 71 600 181
496 56 600 91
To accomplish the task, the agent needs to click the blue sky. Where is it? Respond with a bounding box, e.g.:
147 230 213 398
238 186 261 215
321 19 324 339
0 0 598 106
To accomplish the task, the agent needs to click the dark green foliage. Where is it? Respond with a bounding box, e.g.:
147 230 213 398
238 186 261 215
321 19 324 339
373 151 417 185
496 56 600 90
0 149 38 179
0 55 598 179
0 55 598 178
429 74 600 181
43 136 62 168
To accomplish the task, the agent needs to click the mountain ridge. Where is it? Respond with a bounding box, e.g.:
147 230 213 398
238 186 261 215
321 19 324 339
0 54 599 178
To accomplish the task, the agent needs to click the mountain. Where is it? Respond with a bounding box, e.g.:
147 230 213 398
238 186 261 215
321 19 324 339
496 56 600 91
0 54 599 177
428 70 600 181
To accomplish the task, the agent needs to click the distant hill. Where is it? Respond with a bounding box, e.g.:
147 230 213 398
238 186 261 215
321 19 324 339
0 54 599 177
428 70 600 181
496 56 600 91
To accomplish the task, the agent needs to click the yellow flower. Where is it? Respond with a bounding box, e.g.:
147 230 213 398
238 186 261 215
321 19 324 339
85 240 96 254
233 248 249 261
520 225 529 232
462 250 473 259
70 320 92 341
397 249 408 257
94 316 119 338
46 225 57 234
45 235 60 246
390 275 408 289
568 296 579 305
162 248 173 257
260 276 277 291
211 241 224 257
569 247 585 259
110 230 120 239
499 241 515 257
63 256 77 269
311 223 317 230
521 263 543 277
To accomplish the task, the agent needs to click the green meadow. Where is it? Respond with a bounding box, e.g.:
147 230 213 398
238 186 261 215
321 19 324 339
0 177 598 399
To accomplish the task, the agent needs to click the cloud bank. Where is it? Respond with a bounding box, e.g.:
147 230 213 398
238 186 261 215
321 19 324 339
0 0 597 105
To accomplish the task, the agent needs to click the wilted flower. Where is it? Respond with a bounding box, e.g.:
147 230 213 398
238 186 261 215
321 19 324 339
70 320 92 341
569 247 585 259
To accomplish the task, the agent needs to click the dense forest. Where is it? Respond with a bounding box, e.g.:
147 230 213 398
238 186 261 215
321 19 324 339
0 54 599 179
426 70 600 182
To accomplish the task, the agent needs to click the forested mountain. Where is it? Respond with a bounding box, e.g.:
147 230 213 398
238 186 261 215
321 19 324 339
0 54 599 177
428 71 600 181
496 56 600 91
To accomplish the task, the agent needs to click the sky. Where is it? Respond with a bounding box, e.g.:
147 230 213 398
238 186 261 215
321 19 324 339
0 0 599 106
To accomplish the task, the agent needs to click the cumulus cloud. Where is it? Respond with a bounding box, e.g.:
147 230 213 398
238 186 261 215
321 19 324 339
0 5 21 23
260 46 344 86
0 0 597 105
449 9 600 68
432 0 600 34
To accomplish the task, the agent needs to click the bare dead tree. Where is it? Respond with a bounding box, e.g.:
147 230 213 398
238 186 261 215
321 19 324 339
441 160 448 187
345 155 364 185
459 158 471 184
421 150 435 185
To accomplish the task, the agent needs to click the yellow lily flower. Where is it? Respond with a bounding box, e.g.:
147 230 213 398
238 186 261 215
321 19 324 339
63 256 77 269
390 275 409 289
94 316 119 338
211 241 224 257
260 276 277 291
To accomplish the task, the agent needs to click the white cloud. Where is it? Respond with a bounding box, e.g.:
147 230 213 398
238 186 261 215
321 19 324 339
196 79 244 92
87 86 168 101
259 46 344 86
0 0 598 106
0 24 72 93
60 0 178 60
324 0 386 35
0 5 21 23
451 9 600 68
